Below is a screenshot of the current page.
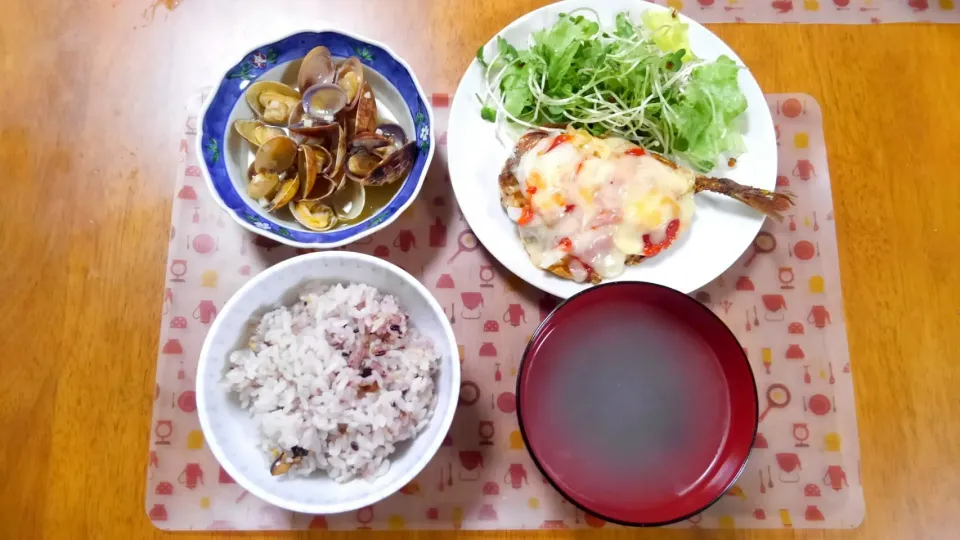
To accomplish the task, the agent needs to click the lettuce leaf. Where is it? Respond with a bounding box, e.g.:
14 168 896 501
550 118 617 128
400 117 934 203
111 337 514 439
672 56 747 170
641 9 693 61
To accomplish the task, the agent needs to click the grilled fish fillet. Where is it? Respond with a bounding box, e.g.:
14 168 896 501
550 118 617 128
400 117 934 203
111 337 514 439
498 130 792 284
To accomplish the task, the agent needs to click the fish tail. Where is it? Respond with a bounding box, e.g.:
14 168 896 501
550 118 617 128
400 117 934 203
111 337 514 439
695 176 795 222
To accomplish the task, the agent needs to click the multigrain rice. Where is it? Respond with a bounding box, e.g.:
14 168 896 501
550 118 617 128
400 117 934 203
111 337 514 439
223 283 439 482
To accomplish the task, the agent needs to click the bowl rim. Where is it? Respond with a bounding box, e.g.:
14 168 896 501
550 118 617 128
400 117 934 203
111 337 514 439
195 28 436 249
195 251 460 514
515 281 758 527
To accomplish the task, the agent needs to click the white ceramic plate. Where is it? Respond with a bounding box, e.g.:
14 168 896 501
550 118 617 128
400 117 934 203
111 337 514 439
196 252 460 514
447 0 776 297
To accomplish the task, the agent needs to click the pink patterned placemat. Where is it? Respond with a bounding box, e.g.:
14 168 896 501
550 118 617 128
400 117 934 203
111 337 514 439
146 93 862 530
657 0 958 23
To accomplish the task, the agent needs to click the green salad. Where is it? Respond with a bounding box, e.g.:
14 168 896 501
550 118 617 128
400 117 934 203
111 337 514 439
476 9 747 172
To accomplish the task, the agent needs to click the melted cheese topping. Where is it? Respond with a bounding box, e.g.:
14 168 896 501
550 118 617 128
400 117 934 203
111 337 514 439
512 131 696 281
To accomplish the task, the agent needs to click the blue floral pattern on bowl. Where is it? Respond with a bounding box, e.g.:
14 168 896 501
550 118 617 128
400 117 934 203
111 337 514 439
197 31 433 247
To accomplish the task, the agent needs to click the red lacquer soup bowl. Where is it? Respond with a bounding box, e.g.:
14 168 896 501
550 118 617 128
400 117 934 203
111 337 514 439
517 282 758 526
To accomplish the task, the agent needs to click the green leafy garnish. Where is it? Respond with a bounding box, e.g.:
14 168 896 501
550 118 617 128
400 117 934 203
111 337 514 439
476 46 488 68
476 8 747 171
641 9 692 61
480 105 497 122
476 93 497 122
496 36 519 60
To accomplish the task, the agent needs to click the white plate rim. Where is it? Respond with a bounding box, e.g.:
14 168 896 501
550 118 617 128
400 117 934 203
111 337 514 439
447 0 777 298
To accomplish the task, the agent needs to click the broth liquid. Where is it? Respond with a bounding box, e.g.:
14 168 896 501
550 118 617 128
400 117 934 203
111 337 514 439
523 301 731 509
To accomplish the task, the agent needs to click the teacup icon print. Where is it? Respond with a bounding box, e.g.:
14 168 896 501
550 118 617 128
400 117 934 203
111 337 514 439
793 159 816 181
393 230 417 252
503 304 526 327
178 463 204 490
808 305 832 329
193 300 217 324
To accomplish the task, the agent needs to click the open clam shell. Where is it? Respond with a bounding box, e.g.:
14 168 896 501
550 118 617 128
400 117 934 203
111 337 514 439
323 124 347 178
331 178 366 220
338 81 377 142
361 142 417 186
267 177 299 212
247 170 280 200
234 120 284 147
296 123 345 176
296 145 319 200
375 123 407 147
345 148 383 182
288 114 339 140
297 46 336 92
302 83 348 118
335 57 364 110
298 145 337 201
254 136 298 174
311 144 333 171
303 173 338 202
245 81 301 126
353 82 378 135
290 200 338 231
351 133 392 151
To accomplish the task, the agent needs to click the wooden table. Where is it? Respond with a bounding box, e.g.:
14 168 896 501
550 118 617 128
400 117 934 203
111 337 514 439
2 1 959 538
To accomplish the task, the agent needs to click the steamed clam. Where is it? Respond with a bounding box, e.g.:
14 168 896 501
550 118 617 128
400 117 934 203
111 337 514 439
247 136 288 201
245 81 301 126
234 120 285 147
304 173 338 202
303 83 348 118
254 136 298 174
310 144 333 176
331 178 366 220
267 177 299 212
357 142 417 186
246 136 296 201
295 144 319 199
343 134 416 185
288 110 340 139
248 170 280 200
234 50 416 232
374 123 407 147
351 132 392 151
297 46 336 92
297 144 337 201
335 57 364 109
346 148 383 181
349 82 378 138
322 124 347 178
291 200 337 231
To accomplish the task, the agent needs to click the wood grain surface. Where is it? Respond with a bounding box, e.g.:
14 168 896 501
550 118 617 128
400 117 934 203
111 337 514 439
2 1 959 539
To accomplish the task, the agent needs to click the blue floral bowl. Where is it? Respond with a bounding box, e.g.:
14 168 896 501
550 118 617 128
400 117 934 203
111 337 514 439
197 30 434 248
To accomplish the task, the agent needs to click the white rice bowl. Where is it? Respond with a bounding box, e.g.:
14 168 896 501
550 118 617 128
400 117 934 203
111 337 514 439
196 251 459 515
224 283 439 483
